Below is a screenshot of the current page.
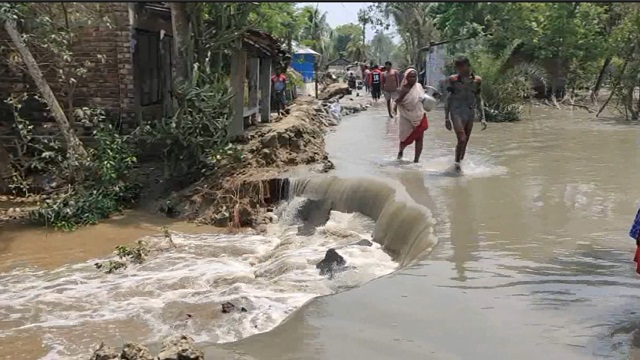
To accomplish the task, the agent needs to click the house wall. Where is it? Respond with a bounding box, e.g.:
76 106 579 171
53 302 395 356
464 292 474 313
130 4 174 122
0 2 136 142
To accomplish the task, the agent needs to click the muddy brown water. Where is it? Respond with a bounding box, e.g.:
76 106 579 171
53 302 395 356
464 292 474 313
2 103 640 359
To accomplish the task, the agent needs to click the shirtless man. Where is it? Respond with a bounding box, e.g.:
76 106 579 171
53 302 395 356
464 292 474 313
381 61 400 118
444 55 487 172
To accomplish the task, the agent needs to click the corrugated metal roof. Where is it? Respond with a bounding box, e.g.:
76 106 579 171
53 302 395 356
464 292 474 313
292 41 321 56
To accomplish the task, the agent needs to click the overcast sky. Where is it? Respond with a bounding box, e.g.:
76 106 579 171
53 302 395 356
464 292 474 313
311 2 397 42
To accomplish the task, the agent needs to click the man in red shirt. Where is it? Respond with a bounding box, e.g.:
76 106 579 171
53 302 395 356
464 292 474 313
368 65 382 102
271 68 287 116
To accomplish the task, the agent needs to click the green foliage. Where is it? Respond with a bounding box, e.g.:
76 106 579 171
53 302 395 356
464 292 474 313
427 1 640 108
94 240 150 274
248 3 300 41
297 5 331 58
5 94 68 195
332 23 362 59
369 31 396 65
286 68 304 88
148 62 239 179
369 3 439 66
30 108 140 231
470 47 548 122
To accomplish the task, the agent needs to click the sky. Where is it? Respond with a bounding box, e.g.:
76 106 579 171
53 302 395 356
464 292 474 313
311 2 397 42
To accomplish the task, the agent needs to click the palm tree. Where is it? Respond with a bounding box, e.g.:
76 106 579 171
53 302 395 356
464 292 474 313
346 39 369 62
369 31 396 65
380 3 439 66
299 5 330 56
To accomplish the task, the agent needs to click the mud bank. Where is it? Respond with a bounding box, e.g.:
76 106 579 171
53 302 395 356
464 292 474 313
89 334 203 360
161 94 370 228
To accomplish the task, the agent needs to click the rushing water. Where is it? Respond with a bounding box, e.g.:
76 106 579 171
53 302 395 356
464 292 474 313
222 104 640 360
1 102 640 359
0 199 396 359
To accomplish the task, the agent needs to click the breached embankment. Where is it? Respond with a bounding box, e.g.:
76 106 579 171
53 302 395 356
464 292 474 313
160 87 370 229
289 176 438 267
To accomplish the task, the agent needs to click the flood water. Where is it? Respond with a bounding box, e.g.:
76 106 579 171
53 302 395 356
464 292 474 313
1 102 640 359
224 104 640 359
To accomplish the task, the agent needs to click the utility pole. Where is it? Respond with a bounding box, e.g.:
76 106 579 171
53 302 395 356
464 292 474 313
314 62 319 99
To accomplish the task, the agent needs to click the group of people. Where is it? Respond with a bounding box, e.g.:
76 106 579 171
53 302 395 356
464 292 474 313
362 62 402 119
360 56 486 171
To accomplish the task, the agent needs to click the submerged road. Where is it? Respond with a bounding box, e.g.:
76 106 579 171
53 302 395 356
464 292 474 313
225 102 640 359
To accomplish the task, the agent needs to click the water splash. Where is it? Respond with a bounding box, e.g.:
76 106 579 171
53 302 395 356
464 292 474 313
0 198 397 359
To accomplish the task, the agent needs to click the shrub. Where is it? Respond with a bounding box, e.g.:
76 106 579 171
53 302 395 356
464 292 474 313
148 62 238 180
30 108 140 231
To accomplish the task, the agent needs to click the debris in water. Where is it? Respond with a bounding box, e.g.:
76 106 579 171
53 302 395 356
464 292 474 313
316 248 346 278
89 342 121 360
89 335 204 360
354 239 373 247
221 301 248 314
157 335 204 360
121 342 154 360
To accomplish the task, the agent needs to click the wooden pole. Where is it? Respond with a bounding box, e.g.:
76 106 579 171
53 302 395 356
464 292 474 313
314 62 319 99
259 59 272 123
229 41 247 138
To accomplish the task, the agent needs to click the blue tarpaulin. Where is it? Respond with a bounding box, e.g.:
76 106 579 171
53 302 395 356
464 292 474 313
291 53 316 82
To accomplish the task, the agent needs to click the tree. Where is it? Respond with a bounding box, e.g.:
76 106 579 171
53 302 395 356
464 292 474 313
0 4 89 166
332 23 361 58
372 3 439 66
170 2 190 84
298 5 330 56
369 31 396 65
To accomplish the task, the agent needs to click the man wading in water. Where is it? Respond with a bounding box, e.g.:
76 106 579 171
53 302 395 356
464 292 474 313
382 61 400 118
444 55 487 172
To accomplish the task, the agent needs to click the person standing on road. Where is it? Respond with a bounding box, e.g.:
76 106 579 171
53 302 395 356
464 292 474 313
363 65 371 94
381 61 401 118
271 68 287 116
444 55 487 172
369 65 382 103
630 206 640 274
347 71 357 90
394 68 428 163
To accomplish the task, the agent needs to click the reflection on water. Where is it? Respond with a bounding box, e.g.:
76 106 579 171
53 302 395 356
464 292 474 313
2 103 640 359
312 105 640 359
448 182 479 282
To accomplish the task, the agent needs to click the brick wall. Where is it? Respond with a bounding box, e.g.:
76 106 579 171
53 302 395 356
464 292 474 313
0 2 136 140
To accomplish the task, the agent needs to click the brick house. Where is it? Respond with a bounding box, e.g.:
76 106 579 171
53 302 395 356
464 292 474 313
0 2 289 143
0 2 174 140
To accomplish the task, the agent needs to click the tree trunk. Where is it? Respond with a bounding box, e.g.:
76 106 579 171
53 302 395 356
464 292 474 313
597 56 630 117
591 56 611 102
170 2 190 84
626 85 638 120
0 142 11 194
3 19 88 165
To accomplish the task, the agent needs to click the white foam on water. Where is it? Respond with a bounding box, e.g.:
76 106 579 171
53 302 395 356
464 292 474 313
0 198 397 359
417 155 508 179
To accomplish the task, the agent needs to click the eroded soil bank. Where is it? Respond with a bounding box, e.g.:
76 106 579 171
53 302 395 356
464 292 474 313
152 90 370 230
0 88 370 230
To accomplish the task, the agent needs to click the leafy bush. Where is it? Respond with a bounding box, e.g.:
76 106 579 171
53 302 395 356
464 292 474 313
148 62 239 179
5 94 69 195
471 46 547 122
30 108 140 231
